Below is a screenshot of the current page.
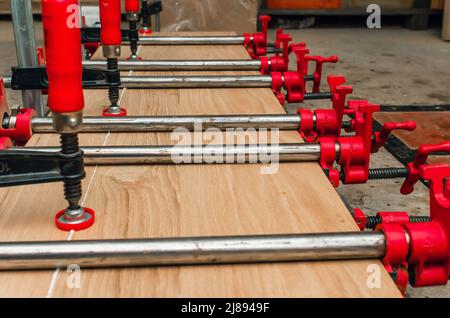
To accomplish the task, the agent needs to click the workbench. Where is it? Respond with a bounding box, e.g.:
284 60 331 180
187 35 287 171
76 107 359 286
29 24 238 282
0 32 401 298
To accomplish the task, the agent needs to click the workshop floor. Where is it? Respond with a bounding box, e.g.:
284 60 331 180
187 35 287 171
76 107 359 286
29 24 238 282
1 20 449 297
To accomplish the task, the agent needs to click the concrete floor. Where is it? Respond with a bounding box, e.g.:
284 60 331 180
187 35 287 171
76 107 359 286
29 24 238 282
274 27 450 298
1 20 450 297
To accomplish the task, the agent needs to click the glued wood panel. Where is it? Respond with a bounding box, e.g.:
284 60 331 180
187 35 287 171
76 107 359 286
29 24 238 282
0 33 401 298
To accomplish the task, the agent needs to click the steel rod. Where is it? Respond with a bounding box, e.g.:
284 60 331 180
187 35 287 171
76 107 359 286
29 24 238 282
137 36 247 45
31 114 301 133
83 59 263 71
10 0 45 116
19 143 324 165
119 75 273 88
0 232 386 270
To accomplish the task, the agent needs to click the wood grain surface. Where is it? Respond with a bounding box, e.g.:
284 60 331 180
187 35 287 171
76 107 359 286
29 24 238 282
375 112 450 149
0 33 401 298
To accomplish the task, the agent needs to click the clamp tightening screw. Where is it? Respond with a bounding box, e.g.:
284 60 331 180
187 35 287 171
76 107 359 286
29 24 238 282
126 0 141 60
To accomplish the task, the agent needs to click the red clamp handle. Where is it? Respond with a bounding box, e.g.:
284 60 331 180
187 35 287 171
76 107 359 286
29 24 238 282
260 32 292 74
401 141 450 195
305 55 339 93
337 100 380 185
328 75 353 132
259 15 270 43
125 0 140 13
244 15 271 58
371 121 416 153
99 0 122 46
42 0 84 114
279 44 309 103
297 76 352 142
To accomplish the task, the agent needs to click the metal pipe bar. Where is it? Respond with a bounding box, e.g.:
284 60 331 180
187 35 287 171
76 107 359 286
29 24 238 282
10 0 45 116
119 75 273 88
83 59 263 71
0 232 386 270
31 114 301 133
19 143 324 165
137 36 247 45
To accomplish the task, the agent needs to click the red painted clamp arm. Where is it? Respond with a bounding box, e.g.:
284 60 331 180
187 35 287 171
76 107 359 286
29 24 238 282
297 76 352 142
99 0 122 46
281 44 309 103
378 161 450 288
401 141 450 195
337 100 380 185
305 55 339 93
244 15 271 58
371 121 416 153
260 33 292 74
42 0 84 114
125 0 140 14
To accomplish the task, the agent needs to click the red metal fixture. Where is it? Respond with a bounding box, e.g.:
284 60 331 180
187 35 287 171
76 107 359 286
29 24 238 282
244 15 271 58
371 121 416 153
42 0 94 231
271 44 338 105
401 142 450 195
298 75 352 142
259 31 292 74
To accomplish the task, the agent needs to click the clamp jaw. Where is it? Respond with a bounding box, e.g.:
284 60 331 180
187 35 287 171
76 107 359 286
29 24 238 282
352 142 450 291
315 100 415 187
380 152 450 289
317 100 379 187
297 75 352 142
259 31 292 74
271 44 339 105
244 16 271 58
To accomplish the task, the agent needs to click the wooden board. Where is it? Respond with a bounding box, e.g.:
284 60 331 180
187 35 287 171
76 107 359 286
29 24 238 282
443 0 450 40
0 33 401 298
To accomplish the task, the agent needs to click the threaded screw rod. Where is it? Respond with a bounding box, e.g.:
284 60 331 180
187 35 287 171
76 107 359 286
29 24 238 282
60 133 83 212
106 58 121 114
365 215 431 230
129 21 138 59
368 168 409 180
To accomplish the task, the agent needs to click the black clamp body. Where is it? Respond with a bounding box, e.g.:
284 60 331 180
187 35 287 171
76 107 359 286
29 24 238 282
10 66 118 90
0 149 85 187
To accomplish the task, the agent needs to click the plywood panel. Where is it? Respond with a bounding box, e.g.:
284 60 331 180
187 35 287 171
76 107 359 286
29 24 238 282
0 33 401 298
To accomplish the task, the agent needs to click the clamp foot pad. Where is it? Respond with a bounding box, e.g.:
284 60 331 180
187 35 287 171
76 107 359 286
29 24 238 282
139 29 152 35
55 207 95 232
127 55 142 61
102 108 127 117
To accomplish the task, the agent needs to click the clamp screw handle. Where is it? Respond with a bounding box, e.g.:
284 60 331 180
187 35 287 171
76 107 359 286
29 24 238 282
305 55 339 93
125 0 140 13
401 141 450 195
371 121 416 153
259 15 271 42
41 0 84 114
99 0 122 46
290 43 309 77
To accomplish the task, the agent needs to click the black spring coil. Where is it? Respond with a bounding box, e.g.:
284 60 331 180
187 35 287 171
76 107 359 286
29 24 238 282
107 58 120 106
368 168 409 180
60 133 82 209
365 215 431 230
